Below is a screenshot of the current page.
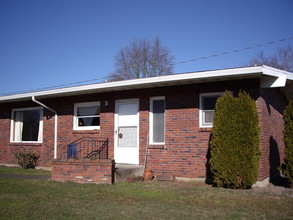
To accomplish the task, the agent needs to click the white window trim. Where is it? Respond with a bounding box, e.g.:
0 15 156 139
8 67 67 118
199 92 224 128
149 96 165 145
73 101 100 130
10 107 43 143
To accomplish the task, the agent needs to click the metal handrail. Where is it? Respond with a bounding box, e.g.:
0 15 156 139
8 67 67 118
66 137 108 160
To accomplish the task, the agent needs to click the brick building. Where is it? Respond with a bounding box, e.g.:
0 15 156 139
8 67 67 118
0 65 292 182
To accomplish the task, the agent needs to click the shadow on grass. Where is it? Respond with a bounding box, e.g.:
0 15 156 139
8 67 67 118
270 176 291 188
269 136 291 188
205 134 214 185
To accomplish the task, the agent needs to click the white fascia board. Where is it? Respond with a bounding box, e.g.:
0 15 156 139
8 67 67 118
261 66 293 88
0 66 266 103
262 65 293 80
260 75 287 88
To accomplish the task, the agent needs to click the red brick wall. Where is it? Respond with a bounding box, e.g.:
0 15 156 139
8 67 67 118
0 78 287 181
138 79 261 179
51 159 114 184
0 95 115 167
256 88 287 180
0 102 47 165
47 94 115 163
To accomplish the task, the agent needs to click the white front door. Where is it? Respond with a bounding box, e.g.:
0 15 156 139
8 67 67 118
114 99 139 164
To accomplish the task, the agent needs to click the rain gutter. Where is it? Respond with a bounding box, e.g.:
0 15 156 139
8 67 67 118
32 96 58 159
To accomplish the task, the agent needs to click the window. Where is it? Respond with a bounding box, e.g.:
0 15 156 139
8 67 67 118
199 92 223 128
11 107 43 142
74 102 100 130
150 97 165 144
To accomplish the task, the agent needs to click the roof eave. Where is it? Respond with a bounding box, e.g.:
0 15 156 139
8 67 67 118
1 65 291 103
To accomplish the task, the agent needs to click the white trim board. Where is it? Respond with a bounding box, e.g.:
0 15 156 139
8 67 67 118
0 65 292 103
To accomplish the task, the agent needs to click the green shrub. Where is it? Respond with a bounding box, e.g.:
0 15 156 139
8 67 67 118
15 151 40 169
282 101 293 184
209 91 260 189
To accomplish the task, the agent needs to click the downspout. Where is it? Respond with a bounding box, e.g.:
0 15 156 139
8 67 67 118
32 96 58 159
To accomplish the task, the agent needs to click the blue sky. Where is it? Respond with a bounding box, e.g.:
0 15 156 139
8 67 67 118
0 0 292 95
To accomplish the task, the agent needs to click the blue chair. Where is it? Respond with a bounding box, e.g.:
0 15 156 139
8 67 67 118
67 143 77 159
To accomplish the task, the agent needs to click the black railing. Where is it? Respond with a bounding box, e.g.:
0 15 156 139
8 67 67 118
66 138 108 160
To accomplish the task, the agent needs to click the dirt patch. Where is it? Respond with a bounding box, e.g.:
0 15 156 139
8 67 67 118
146 179 293 198
252 183 293 197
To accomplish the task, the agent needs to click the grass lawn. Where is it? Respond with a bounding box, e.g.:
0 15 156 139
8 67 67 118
0 166 51 176
0 167 292 220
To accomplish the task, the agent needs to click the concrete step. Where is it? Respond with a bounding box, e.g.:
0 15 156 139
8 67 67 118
115 164 145 183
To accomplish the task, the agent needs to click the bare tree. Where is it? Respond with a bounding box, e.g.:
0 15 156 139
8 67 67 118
108 37 174 81
250 45 293 72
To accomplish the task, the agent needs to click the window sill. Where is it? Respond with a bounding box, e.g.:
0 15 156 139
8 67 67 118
73 127 100 131
9 142 42 146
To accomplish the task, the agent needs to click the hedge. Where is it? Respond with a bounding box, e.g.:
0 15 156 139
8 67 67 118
282 101 293 184
209 91 260 189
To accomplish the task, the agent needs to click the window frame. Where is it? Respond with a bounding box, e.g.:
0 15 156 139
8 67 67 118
149 96 165 145
199 92 224 128
73 101 101 131
10 107 43 143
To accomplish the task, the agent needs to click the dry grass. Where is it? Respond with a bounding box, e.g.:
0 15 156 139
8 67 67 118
0 177 292 220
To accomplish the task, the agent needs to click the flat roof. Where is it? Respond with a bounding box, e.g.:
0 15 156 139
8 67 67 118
0 65 292 103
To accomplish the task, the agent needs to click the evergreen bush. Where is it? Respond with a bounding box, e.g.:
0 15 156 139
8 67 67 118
282 101 293 184
209 91 260 189
15 150 40 169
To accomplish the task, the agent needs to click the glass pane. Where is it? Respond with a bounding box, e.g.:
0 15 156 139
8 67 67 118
203 96 219 110
78 117 100 127
20 110 41 141
153 100 165 143
118 126 137 147
78 106 100 116
204 111 214 124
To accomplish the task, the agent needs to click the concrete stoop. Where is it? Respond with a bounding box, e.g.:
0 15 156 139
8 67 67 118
252 178 270 188
115 164 145 183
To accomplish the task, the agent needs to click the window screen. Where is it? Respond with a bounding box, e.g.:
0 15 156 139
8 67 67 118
74 102 100 130
151 99 165 143
77 106 100 127
201 93 222 126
